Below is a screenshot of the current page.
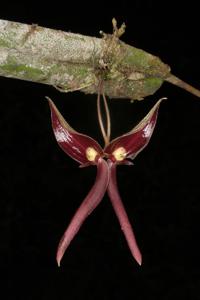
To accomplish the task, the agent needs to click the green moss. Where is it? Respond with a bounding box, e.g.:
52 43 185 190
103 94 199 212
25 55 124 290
65 64 90 78
122 45 153 70
119 77 164 100
0 38 10 48
76 66 90 77
0 62 45 80
143 77 163 95
49 62 90 79
121 44 170 78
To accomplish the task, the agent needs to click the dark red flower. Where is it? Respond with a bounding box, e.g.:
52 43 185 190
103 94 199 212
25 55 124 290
48 98 163 266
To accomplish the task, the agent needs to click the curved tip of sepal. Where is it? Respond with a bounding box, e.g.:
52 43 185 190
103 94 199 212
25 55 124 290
104 98 166 162
47 97 103 165
129 97 167 134
57 259 61 267
135 251 142 266
56 253 62 267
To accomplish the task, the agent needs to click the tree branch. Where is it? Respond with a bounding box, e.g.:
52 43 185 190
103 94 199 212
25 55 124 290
0 19 200 100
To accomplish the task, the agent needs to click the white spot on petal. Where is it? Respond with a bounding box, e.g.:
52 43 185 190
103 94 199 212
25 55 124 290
55 125 72 143
142 123 153 138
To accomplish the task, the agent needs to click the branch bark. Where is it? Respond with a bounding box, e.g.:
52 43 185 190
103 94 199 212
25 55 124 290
0 19 200 100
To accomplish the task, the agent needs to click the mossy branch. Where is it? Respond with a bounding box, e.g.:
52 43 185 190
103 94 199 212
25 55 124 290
0 18 200 100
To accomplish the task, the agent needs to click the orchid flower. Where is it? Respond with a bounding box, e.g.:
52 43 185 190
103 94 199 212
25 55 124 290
47 93 164 267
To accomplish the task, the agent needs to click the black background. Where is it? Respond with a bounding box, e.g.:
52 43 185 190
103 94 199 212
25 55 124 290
1 1 200 299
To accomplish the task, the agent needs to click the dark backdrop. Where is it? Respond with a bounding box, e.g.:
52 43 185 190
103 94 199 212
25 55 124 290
1 1 200 299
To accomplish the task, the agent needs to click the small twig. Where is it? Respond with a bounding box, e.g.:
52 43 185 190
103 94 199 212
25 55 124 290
166 74 200 98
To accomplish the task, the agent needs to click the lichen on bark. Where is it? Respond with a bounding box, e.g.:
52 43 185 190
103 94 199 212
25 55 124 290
0 18 200 100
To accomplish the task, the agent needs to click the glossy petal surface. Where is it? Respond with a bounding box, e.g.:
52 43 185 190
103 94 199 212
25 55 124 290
47 96 164 266
104 99 163 162
107 160 142 265
56 158 109 266
48 98 103 165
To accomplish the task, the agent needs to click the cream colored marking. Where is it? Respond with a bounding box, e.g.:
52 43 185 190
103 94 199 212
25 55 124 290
112 147 127 161
86 147 98 161
128 72 145 80
142 122 153 138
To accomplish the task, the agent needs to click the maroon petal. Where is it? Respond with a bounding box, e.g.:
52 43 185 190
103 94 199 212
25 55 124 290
56 158 109 266
107 160 142 265
47 97 103 165
104 99 165 162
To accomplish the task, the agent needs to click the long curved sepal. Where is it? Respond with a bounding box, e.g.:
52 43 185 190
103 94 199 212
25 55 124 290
56 158 109 266
47 97 103 165
107 160 142 265
105 99 165 162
